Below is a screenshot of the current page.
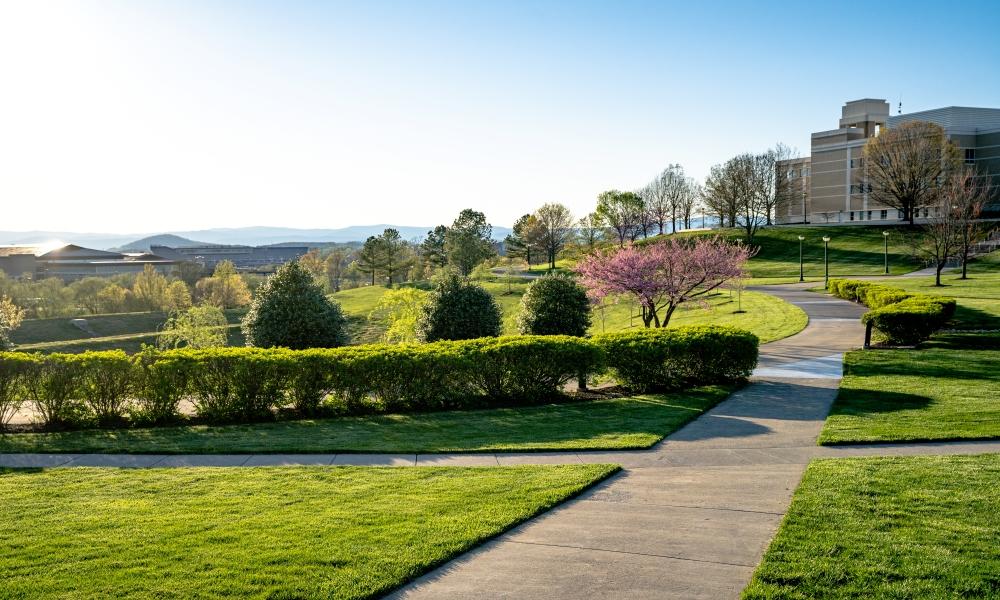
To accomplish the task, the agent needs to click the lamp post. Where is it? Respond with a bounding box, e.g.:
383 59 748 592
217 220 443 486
882 230 890 275
822 236 831 289
798 235 805 282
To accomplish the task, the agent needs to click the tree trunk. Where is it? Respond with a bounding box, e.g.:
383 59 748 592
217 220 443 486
660 303 678 328
935 261 944 287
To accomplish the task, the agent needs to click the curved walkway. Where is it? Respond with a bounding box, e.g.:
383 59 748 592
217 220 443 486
4 285 1000 598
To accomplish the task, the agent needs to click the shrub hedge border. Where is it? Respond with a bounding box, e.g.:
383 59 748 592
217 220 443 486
827 279 956 346
0 325 758 430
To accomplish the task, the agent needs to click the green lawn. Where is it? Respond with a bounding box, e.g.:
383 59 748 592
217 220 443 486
818 334 1000 445
0 387 732 454
743 454 1000 599
638 225 923 279
591 289 807 343
1 464 617 599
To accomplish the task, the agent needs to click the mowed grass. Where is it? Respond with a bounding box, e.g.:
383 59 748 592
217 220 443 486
0 465 617 599
818 334 1000 445
591 289 807 343
0 386 733 454
743 454 1000 599
642 225 923 279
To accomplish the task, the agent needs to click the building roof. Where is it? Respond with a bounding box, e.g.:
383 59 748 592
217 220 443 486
888 106 1000 135
0 246 41 257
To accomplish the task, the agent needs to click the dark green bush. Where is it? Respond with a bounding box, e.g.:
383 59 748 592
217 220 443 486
0 352 34 429
516 274 592 337
242 261 348 349
417 272 502 341
593 325 759 392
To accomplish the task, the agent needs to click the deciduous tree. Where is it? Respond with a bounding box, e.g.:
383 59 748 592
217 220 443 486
535 203 575 270
445 209 495 276
595 190 644 247
575 237 755 328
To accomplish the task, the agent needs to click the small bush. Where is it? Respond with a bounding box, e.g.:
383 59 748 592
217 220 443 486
593 325 759 392
183 348 291 422
22 354 89 429
417 272 502 341
131 347 191 424
863 297 955 346
0 352 34 428
74 351 134 426
457 336 603 403
516 274 592 337
242 262 348 349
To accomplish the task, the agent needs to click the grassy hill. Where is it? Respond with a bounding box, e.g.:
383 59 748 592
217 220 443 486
637 225 924 280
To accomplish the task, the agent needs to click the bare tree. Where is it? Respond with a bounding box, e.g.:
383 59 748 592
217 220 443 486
761 144 795 226
945 167 991 279
577 212 606 251
915 201 962 287
678 179 701 230
596 190 644 247
703 163 740 229
534 203 575 270
864 121 961 225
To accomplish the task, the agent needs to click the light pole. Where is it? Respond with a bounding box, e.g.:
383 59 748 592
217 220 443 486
798 235 805 282
882 230 890 275
822 236 831 289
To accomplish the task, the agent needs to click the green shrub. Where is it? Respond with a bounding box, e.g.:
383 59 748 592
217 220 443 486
22 354 89 428
242 262 348 349
182 348 291 422
131 347 191 424
0 352 35 428
74 351 134 426
593 325 759 392
457 336 603 403
516 275 592 336
417 272 502 341
863 297 955 346
283 349 338 416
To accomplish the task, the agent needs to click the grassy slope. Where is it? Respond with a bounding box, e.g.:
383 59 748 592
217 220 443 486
1 465 617 599
641 225 923 279
0 386 732 454
818 334 1000 445
743 455 1000 599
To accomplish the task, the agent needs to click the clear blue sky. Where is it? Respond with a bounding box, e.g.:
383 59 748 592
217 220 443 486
1 0 998 233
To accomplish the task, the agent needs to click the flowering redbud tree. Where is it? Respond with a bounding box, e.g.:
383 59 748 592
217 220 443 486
574 237 756 328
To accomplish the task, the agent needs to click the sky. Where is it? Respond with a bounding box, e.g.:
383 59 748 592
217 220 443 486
1 0 999 234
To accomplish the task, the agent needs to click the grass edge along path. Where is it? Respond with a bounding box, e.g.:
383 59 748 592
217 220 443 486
1 464 619 599
817 335 1000 445
742 454 1000 599
0 386 735 454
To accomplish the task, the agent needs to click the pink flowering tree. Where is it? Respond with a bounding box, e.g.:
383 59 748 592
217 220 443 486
575 237 756 328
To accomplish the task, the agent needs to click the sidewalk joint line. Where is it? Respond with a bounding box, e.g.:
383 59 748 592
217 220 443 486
506 540 757 568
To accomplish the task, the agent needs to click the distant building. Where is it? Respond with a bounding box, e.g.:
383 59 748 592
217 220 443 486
776 99 1000 225
150 244 308 270
0 244 175 280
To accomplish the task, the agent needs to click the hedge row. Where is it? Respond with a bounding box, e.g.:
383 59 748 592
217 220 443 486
0 325 758 430
827 279 956 345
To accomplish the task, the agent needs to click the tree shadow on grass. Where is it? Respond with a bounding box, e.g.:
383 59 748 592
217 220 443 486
829 389 932 416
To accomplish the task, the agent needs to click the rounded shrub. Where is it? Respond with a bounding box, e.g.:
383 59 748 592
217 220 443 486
416 272 502 341
516 274 592 336
242 262 347 349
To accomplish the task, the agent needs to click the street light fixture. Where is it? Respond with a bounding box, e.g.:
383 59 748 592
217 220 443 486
882 230 890 275
822 236 831 289
797 235 805 282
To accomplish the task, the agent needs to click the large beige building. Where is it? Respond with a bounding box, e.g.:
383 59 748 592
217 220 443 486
776 99 1000 224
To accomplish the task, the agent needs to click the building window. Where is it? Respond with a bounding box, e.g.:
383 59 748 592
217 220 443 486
880 209 888 220
849 211 855 221
965 149 976 164
867 211 872 221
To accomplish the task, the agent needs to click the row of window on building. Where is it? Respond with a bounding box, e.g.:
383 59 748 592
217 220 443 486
846 207 931 222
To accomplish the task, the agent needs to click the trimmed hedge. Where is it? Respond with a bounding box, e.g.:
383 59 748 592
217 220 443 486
0 326 758 430
592 325 759 392
828 279 956 345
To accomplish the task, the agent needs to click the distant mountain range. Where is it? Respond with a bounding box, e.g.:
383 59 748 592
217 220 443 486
0 224 513 251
